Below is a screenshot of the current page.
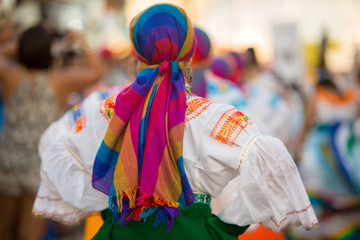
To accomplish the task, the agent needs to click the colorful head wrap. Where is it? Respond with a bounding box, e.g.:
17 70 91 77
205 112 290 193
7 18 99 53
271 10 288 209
228 51 244 86
210 52 243 86
192 27 211 64
92 4 195 231
191 27 211 98
229 51 243 73
211 55 233 79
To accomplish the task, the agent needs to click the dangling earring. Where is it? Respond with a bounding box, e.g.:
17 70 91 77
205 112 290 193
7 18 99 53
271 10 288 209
184 66 192 96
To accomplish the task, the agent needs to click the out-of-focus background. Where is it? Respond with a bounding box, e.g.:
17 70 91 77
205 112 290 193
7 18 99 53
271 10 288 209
3 0 360 80
0 0 359 240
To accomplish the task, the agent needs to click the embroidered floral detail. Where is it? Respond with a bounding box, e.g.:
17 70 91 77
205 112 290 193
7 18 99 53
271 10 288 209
185 96 213 122
99 94 117 122
74 115 86 134
211 108 253 146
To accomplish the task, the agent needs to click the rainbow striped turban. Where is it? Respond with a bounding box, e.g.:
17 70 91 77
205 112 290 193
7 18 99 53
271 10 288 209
192 27 211 64
228 51 243 86
92 4 195 231
191 27 211 98
210 52 242 85
210 55 234 79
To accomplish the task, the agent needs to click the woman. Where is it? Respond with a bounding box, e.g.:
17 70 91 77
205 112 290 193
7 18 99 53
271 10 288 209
240 47 293 142
33 4 318 239
191 27 248 111
0 24 102 239
286 78 360 239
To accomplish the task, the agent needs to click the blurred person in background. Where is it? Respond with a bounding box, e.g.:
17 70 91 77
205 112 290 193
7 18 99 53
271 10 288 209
99 47 135 87
188 27 211 98
239 47 293 143
210 51 244 89
286 41 360 238
0 14 14 136
0 23 102 240
190 27 247 109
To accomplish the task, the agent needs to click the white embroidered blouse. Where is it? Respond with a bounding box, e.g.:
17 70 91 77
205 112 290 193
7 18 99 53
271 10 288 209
33 90 318 232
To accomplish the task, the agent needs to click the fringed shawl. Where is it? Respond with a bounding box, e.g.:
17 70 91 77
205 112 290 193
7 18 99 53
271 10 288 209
92 3 195 231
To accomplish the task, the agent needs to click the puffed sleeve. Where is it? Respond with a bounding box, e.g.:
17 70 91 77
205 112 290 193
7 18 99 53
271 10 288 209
33 93 117 225
190 102 319 232
38 89 118 154
215 135 318 231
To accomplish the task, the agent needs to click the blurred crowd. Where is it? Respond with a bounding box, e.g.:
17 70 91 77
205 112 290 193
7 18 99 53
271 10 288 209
0 1 359 240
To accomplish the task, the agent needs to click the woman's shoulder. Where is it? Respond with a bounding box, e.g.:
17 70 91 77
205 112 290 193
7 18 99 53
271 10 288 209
185 95 259 147
186 95 252 124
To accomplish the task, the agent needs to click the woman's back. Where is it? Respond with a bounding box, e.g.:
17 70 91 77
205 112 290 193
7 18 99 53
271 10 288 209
0 71 62 176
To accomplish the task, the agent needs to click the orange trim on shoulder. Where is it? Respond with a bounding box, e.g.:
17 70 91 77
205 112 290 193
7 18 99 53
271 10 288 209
185 96 213 122
316 87 357 105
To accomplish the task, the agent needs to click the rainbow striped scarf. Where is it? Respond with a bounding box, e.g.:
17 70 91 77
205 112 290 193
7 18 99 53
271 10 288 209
92 4 195 231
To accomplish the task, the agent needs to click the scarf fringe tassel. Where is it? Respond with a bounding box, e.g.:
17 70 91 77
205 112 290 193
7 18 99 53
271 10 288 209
112 186 181 231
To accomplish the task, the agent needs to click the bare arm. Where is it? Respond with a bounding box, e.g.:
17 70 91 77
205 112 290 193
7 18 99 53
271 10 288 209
51 31 103 95
0 56 22 101
0 41 17 58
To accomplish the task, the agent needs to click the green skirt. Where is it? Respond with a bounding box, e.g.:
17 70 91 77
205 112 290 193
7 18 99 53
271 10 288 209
92 203 248 240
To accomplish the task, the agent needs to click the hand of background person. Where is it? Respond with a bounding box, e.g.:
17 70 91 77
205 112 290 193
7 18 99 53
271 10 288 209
67 30 87 43
0 40 17 57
